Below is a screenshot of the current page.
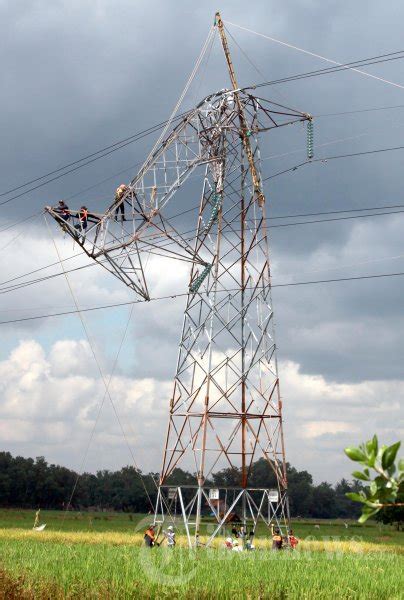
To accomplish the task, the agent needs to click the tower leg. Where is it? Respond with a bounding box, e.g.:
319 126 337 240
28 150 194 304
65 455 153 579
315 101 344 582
285 492 291 530
177 487 192 548
153 487 163 526
242 490 247 540
195 485 203 545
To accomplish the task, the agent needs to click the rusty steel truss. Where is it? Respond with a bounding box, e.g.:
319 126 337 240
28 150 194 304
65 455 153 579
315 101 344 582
45 12 312 547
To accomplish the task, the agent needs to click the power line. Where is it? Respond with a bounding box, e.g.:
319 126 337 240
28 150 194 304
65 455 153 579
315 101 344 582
0 121 190 209
0 259 101 294
226 20 404 91
0 250 83 288
269 208 404 228
263 143 404 182
264 161 310 181
64 162 142 202
46 215 156 512
3 195 404 295
3 48 404 209
2 204 403 296
273 271 404 288
271 202 404 220
0 211 43 234
314 104 404 118
249 53 404 90
1 269 404 326
0 113 189 200
315 144 404 161
0 198 201 284
0 104 395 218
3 137 404 293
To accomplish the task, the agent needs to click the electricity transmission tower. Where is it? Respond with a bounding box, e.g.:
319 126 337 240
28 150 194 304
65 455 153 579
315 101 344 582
46 12 312 547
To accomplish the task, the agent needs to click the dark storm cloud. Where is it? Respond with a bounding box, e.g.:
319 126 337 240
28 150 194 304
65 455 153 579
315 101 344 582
1 0 403 220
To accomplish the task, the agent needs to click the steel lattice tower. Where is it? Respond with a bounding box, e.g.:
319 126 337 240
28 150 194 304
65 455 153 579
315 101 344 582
46 12 312 547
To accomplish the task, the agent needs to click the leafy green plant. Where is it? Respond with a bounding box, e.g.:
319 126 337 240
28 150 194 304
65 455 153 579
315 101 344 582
344 436 403 522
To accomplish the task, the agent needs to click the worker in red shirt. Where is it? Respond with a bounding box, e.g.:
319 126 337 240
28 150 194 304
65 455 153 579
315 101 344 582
288 529 299 550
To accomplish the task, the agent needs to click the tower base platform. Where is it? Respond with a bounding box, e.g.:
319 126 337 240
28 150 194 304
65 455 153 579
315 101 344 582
154 485 289 548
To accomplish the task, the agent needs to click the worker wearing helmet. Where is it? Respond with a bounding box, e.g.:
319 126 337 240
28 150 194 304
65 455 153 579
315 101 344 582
114 184 128 221
163 525 176 547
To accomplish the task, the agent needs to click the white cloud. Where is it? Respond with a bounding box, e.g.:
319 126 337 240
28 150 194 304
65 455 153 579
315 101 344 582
301 421 359 439
0 338 171 471
49 339 94 377
0 339 402 482
280 360 404 480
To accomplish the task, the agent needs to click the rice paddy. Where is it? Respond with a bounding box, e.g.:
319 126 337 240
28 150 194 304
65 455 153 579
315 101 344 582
0 509 403 598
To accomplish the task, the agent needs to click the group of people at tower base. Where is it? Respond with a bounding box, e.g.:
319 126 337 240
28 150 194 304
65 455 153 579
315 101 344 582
143 523 298 551
225 525 298 552
52 184 128 239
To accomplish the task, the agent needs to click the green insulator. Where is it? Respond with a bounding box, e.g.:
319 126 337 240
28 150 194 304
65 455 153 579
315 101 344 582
205 194 222 233
190 263 212 293
246 130 252 137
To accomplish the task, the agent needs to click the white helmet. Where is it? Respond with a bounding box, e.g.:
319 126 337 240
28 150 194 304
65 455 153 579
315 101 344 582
168 525 173 531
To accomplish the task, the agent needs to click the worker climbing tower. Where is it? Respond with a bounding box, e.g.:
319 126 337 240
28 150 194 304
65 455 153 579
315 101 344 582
46 12 313 547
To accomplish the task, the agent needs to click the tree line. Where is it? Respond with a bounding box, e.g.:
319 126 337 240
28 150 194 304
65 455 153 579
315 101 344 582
0 451 364 519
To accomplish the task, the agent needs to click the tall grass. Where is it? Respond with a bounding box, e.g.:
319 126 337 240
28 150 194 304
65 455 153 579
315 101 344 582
0 533 403 599
1 527 402 554
0 511 402 598
0 509 402 544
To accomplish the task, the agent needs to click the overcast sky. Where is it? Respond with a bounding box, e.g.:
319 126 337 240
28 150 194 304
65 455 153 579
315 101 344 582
0 0 403 484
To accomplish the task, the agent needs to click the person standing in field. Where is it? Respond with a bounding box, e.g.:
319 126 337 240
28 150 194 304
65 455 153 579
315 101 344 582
232 540 243 552
224 537 234 549
245 530 255 551
163 525 176 548
288 529 299 550
271 526 283 550
144 525 156 547
33 508 40 528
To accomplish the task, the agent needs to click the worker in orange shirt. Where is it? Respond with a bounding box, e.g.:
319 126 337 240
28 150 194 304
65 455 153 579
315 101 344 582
144 524 157 547
271 525 283 550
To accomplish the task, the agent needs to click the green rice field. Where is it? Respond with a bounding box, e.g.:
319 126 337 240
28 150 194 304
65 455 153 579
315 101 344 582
0 509 403 599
